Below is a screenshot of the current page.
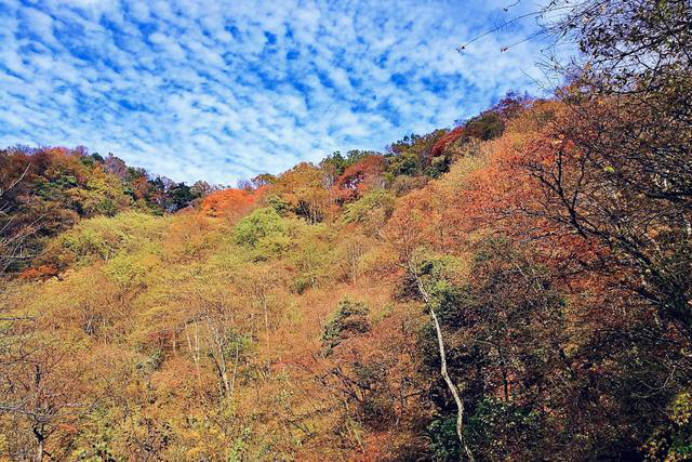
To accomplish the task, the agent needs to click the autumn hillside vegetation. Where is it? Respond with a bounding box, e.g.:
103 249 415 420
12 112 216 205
1 1 692 460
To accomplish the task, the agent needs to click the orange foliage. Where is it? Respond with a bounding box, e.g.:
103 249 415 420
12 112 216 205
19 264 59 280
385 186 463 263
387 101 609 293
336 156 385 202
274 163 335 222
200 188 260 218
130 175 150 201
439 103 612 294
477 115 601 249
430 126 465 158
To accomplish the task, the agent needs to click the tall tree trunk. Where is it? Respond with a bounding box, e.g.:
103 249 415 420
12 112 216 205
33 426 44 462
411 263 475 462
429 308 475 462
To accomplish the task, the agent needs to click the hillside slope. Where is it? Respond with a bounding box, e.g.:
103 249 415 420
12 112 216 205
2 1 692 458
1 93 690 460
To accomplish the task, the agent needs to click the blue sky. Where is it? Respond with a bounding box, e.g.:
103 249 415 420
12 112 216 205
0 0 551 184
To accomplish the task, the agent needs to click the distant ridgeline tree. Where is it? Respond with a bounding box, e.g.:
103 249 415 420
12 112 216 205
321 150 378 178
0 146 208 275
382 92 533 183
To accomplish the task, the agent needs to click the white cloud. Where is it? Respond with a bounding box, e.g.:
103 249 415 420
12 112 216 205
0 0 554 184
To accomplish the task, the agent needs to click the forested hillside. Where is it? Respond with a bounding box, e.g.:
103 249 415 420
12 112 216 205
1 0 691 460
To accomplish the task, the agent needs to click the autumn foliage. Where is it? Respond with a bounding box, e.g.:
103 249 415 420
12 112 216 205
200 188 258 218
335 155 385 202
1 1 691 459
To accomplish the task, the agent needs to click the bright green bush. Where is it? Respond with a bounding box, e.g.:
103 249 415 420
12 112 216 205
234 207 288 249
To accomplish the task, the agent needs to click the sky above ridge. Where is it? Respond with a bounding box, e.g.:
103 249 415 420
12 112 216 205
0 0 552 185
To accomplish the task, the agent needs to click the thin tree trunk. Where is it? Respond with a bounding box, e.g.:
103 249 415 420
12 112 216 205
33 427 44 462
221 367 231 397
230 340 240 398
36 439 43 462
412 263 475 462
262 296 270 341
429 308 475 462
188 323 202 391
